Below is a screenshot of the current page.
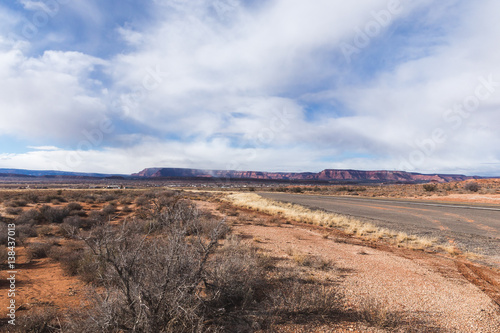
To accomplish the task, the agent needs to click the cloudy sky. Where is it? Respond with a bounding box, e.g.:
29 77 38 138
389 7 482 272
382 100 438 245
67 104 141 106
0 0 499 176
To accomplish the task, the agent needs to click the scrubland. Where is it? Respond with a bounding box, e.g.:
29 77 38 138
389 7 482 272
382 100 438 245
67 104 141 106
0 188 499 332
261 178 500 204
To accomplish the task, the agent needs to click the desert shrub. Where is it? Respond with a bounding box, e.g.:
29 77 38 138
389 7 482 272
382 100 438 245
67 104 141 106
39 205 70 224
83 211 106 229
24 192 40 204
49 246 85 276
216 201 240 217
27 242 53 261
38 225 54 237
102 194 117 202
464 181 481 192
5 199 28 207
83 194 96 203
0 223 7 245
206 237 265 310
198 215 229 239
119 196 134 205
0 245 8 264
5 207 23 215
16 209 43 225
8 307 59 333
68 213 232 332
76 250 107 284
60 216 84 238
101 204 116 216
423 184 438 192
39 195 66 204
66 202 83 212
141 193 201 233
16 224 38 238
135 195 149 207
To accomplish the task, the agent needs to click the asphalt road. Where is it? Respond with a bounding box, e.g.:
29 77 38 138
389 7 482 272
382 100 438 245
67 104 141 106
259 193 500 258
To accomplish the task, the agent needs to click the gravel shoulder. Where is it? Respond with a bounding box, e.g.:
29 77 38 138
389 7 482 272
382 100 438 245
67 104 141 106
232 218 500 332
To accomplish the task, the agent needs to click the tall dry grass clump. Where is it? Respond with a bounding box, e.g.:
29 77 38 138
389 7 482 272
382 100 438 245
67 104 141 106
225 193 436 249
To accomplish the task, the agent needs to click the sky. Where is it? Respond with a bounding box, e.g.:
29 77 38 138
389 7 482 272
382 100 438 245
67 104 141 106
0 0 499 176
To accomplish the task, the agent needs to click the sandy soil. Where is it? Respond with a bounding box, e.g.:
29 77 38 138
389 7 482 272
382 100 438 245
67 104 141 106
0 246 85 319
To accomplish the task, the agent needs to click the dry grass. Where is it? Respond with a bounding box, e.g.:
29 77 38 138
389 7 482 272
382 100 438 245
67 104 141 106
357 298 400 328
225 192 438 250
438 244 461 256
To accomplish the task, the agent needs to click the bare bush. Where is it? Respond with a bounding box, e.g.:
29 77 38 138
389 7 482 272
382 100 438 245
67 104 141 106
26 242 54 261
60 216 84 238
23 192 40 204
16 209 42 225
5 199 28 207
135 195 149 207
5 207 23 215
140 192 202 233
464 181 481 192
6 307 59 332
66 202 83 212
101 204 116 217
0 245 8 264
0 223 7 245
49 245 85 276
423 184 437 192
83 211 106 229
205 236 265 311
69 216 228 332
40 195 66 204
39 205 70 224
16 224 38 239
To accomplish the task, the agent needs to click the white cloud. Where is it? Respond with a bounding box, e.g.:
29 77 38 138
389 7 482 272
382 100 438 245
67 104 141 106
27 146 61 151
0 138 326 174
110 0 397 122
1 1 500 176
0 46 109 143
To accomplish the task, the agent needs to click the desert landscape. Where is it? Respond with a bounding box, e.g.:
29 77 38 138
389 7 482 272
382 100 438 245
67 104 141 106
1 177 499 332
3 1 500 332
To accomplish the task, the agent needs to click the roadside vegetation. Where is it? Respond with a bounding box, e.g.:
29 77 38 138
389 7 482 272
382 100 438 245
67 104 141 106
0 188 431 332
225 192 436 251
260 178 500 198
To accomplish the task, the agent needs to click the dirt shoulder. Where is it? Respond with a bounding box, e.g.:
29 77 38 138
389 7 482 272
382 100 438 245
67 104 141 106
233 221 500 332
200 197 500 332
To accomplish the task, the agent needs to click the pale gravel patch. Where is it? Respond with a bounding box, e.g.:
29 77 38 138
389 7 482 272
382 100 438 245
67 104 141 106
233 222 500 332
